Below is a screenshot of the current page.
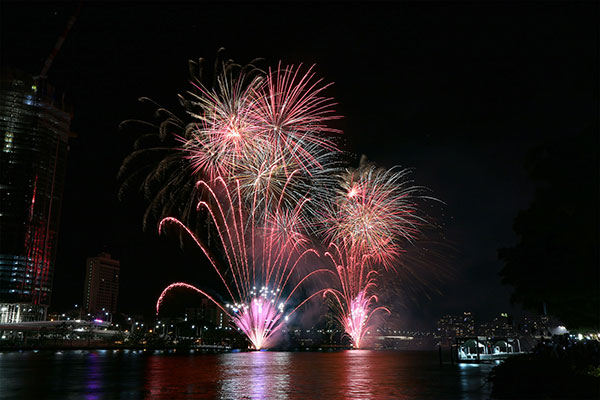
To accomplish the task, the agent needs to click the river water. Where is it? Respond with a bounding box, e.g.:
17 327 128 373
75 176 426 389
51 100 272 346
0 350 495 399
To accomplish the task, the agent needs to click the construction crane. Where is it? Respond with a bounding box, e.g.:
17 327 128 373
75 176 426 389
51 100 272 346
36 3 82 80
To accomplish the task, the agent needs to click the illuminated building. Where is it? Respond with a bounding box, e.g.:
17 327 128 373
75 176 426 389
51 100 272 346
0 69 72 323
462 311 476 336
479 313 514 337
436 311 476 342
83 253 120 316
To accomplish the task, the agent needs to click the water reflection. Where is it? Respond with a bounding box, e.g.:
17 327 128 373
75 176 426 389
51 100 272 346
84 352 103 400
0 350 494 400
218 351 290 399
342 350 375 399
144 352 220 399
458 361 493 399
0 350 144 400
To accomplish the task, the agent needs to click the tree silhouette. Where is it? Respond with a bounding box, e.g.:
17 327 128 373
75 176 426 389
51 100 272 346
499 129 599 330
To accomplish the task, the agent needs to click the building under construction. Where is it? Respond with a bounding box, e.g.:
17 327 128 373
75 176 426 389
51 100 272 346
0 69 73 323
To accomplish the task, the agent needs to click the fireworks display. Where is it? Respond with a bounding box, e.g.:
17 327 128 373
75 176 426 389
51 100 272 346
323 243 390 349
158 178 328 350
319 159 426 270
181 63 342 225
183 63 340 179
184 70 264 181
124 54 435 349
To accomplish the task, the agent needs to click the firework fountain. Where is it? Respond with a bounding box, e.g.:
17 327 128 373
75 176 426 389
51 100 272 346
157 178 331 350
323 243 390 349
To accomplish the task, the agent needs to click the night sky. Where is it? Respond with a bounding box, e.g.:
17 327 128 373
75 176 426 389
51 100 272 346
2 2 597 327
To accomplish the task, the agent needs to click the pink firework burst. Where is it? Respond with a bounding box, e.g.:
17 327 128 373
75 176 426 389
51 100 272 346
320 163 426 270
182 62 343 180
181 63 342 226
184 72 265 180
250 63 341 172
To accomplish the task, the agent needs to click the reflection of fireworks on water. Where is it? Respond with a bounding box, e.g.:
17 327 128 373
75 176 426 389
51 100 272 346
323 243 390 349
157 178 328 350
320 158 428 270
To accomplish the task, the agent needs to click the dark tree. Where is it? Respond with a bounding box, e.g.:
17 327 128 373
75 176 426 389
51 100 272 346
499 129 599 330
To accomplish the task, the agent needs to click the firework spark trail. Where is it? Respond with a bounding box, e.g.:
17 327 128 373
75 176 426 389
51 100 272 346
323 243 390 349
320 164 428 270
181 63 342 227
158 177 328 350
185 72 265 181
156 282 229 316
250 63 341 172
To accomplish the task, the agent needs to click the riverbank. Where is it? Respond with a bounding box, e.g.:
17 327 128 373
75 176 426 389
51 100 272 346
0 340 355 352
489 337 599 399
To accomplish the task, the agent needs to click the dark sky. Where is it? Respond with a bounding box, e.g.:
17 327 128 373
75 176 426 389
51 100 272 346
2 2 597 328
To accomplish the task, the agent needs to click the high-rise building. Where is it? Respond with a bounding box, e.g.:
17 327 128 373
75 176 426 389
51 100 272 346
0 69 72 323
83 253 120 316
